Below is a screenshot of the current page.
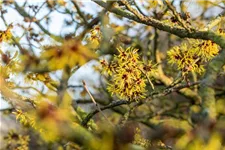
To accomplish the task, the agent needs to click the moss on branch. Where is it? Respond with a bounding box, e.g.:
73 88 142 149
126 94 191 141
94 1 225 49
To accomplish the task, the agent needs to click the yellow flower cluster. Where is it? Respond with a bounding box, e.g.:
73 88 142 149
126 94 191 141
87 25 102 49
3 131 30 150
100 47 157 100
193 40 219 61
167 39 220 74
13 109 37 129
133 128 151 148
41 39 96 70
26 73 59 91
0 24 13 43
14 99 76 142
0 51 21 79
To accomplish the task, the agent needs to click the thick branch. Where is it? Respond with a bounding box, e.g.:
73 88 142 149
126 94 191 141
0 77 35 111
93 1 225 49
81 100 129 126
199 50 225 119
81 82 200 126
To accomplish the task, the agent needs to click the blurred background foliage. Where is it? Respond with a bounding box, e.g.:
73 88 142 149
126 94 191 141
0 0 225 149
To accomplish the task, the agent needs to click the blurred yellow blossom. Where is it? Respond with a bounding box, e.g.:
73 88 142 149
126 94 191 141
0 24 13 43
148 0 158 8
3 130 30 150
41 39 97 70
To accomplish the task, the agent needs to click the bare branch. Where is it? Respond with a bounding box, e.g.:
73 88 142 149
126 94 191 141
81 100 129 127
81 81 200 126
164 0 191 31
71 0 88 25
14 2 62 42
93 1 225 49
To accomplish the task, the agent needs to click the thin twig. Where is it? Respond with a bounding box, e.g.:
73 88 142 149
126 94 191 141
93 1 225 49
119 102 141 127
71 0 88 25
139 68 155 90
12 86 46 96
14 2 62 42
165 0 191 31
81 81 200 126
81 100 130 127
67 85 83 88
0 13 27 54
82 80 114 127
133 0 146 16
121 0 145 20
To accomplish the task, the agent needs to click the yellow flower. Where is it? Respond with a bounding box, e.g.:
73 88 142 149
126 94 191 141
57 0 66 6
142 60 157 80
167 39 219 74
167 46 183 66
218 28 225 36
192 40 219 61
117 46 139 65
27 73 59 91
101 47 156 100
0 24 13 43
148 0 158 8
100 59 117 76
3 131 30 150
87 25 102 49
